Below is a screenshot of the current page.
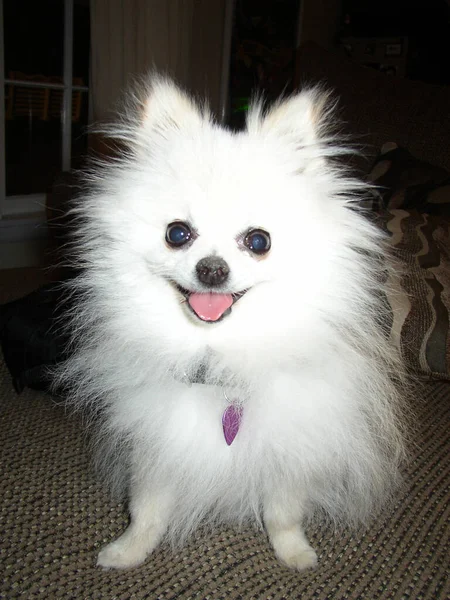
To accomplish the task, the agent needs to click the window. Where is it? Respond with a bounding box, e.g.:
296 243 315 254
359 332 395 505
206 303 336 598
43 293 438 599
0 0 89 219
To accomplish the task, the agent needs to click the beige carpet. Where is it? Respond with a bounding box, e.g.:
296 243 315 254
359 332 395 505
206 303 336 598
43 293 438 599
0 341 449 599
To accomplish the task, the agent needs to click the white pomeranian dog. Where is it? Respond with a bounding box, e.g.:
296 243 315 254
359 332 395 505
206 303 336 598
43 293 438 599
58 76 406 572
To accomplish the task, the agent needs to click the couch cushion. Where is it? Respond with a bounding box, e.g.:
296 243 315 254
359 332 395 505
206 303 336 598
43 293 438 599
382 209 450 380
368 143 450 214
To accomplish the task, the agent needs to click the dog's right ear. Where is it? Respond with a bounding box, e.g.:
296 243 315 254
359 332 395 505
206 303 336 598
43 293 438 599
97 76 208 153
137 76 207 134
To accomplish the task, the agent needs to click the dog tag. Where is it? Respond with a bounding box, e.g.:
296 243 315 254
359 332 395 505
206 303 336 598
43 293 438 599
222 405 242 445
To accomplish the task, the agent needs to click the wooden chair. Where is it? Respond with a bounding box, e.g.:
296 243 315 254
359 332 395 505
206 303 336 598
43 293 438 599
48 76 84 122
9 71 50 120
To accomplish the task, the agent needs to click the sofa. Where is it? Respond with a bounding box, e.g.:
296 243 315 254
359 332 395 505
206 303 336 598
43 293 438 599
1 43 449 599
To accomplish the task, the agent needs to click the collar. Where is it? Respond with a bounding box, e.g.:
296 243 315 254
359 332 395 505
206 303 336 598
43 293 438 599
179 364 208 386
177 365 243 445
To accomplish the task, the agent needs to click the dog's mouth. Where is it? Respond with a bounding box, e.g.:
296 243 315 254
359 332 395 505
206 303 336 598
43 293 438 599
175 284 248 323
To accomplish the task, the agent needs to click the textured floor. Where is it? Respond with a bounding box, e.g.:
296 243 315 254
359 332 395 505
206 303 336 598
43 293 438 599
0 347 449 598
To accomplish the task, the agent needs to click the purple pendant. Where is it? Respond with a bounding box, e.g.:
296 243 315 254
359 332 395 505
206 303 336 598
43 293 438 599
222 405 243 445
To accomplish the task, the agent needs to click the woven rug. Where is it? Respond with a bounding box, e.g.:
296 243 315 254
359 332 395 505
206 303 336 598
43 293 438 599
1 354 449 599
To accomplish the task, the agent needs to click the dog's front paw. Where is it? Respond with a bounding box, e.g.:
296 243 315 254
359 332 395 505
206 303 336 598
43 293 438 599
271 528 318 571
277 545 318 571
97 535 150 570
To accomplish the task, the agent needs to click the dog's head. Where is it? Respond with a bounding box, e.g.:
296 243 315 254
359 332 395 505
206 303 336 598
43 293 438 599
89 77 371 360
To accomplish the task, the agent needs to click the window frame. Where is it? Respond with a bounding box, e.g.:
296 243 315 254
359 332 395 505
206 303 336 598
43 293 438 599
0 0 88 220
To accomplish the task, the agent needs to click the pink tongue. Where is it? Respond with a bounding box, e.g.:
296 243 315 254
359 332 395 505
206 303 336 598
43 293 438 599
188 293 233 321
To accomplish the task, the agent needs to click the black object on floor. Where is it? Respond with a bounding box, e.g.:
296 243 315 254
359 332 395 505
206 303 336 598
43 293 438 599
0 284 71 393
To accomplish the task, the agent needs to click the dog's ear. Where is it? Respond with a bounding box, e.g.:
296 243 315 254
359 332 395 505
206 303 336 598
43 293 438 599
139 76 207 133
99 76 208 152
247 88 337 169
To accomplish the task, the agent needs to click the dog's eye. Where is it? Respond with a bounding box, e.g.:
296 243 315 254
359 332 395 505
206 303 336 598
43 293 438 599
244 229 271 255
166 222 192 247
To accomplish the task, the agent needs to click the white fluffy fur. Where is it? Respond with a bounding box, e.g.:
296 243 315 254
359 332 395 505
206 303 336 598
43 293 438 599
56 76 407 571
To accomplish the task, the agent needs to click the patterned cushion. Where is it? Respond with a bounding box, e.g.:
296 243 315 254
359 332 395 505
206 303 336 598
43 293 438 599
368 143 450 214
381 209 450 380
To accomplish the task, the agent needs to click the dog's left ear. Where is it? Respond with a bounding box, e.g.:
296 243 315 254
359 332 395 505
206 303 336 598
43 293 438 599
247 87 335 168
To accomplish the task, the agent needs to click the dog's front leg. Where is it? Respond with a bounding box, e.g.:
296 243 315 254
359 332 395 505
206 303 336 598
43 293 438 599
97 481 173 570
264 491 318 571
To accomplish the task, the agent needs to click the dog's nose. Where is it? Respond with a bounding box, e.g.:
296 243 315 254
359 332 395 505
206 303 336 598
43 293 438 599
196 256 230 287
